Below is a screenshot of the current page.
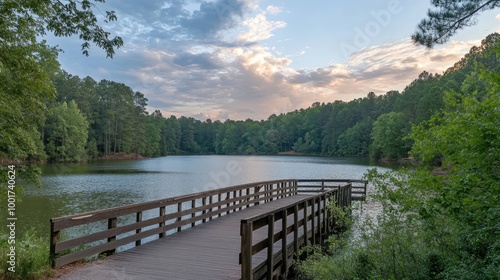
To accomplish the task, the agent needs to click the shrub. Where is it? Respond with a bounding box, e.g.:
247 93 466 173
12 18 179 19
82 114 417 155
0 228 52 280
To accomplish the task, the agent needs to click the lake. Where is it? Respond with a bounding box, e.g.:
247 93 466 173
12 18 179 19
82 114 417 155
18 155 391 236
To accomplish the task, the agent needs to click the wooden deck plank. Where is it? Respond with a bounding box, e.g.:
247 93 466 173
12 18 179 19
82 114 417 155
57 195 315 280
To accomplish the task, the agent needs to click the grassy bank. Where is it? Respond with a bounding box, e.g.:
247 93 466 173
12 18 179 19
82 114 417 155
0 228 52 280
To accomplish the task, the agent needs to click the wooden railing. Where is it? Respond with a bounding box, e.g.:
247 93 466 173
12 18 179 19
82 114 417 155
50 179 367 270
240 181 359 280
297 179 367 201
50 179 298 268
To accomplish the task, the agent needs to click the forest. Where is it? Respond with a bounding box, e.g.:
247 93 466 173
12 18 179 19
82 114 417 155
1 1 499 279
30 33 500 162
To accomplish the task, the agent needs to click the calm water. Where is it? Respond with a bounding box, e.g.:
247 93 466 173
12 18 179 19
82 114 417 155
18 155 391 235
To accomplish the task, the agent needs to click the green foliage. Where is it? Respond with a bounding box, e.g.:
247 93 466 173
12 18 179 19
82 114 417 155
0 42 57 163
336 118 373 156
1 0 122 160
0 228 51 280
370 112 412 159
413 0 500 47
0 0 123 58
294 44 500 280
0 0 123 200
408 66 500 278
45 101 89 162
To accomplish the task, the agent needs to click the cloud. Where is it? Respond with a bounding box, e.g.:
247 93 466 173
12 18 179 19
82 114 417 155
173 52 223 69
108 0 259 45
179 0 254 40
430 53 462 63
50 1 484 121
91 37 479 121
288 66 351 87
237 12 286 42
266 5 283 15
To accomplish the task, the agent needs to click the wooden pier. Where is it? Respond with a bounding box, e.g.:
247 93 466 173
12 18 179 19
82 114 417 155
50 179 367 279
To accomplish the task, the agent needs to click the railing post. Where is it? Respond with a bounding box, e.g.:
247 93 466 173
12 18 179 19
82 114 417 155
209 195 214 221
239 189 243 211
303 200 308 253
177 202 183 231
311 198 316 245
332 190 338 233
50 220 59 268
218 194 222 216
267 215 275 279
281 209 288 278
246 188 250 208
202 197 207 223
233 191 237 212
337 187 341 207
293 204 299 257
254 186 260 206
136 211 142 246
348 183 352 207
319 194 328 245
106 217 117 255
192 199 196 227
241 221 253 280
326 194 331 234
159 206 166 238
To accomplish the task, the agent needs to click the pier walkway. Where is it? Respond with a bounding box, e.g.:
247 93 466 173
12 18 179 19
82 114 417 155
51 179 367 279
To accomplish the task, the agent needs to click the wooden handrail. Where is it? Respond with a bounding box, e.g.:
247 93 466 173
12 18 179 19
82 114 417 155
296 179 367 201
50 179 298 268
49 178 367 270
240 182 356 280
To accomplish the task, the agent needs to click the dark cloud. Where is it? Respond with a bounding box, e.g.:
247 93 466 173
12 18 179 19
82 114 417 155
430 53 460 62
354 66 418 80
159 0 190 25
173 52 222 69
179 0 250 39
107 0 253 44
288 67 350 87
401 57 417 64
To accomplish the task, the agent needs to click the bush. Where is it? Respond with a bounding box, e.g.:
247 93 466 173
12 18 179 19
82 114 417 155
0 228 52 280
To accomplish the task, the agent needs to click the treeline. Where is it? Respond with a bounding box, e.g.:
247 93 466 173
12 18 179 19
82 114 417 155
295 37 500 280
41 33 500 162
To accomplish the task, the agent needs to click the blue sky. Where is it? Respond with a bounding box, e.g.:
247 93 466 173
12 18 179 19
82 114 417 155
47 0 500 120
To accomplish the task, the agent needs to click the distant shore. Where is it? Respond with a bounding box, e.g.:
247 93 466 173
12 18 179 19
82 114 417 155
277 150 307 156
93 152 148 160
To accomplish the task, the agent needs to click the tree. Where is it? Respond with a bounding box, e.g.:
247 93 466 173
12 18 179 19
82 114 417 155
0 0 123 190
336 118 373 156
179 117 199 153
295 42 500 280
45 101 89 162
413 0 500 47
370 112 412 159
1 0 123 59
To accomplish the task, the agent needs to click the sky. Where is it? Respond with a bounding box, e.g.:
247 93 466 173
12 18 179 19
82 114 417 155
46 0 500 121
